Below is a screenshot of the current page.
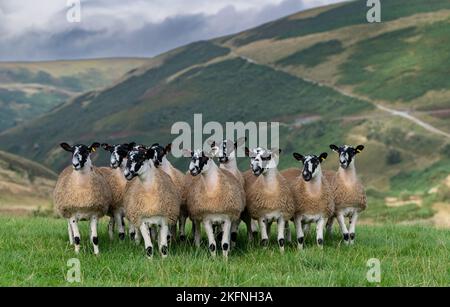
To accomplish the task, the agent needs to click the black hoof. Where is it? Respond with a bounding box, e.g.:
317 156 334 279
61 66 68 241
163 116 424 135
92 236 98 245
161 245 168 256
74 237 80 245
222 243 229 251
209 244 216 252
261 239 269 247
119 233 125 240
317 238 323 246
278 238 285 247
231 232 237 242
350 233 355 240
130 232 136 241
298 237 304 245
146 246 153 257
180 235 186 242
343 233 349 241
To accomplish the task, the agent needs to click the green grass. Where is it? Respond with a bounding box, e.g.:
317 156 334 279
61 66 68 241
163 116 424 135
0 217 448 286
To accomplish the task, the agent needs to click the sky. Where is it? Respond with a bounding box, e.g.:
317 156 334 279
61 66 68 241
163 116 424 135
0 0 345 61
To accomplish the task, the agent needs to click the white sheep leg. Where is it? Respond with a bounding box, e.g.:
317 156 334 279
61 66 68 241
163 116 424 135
140 223 153 258
326 216 335 237
222 218 232 258
69 217 81 253
203 220 216 257
159 221 169 258
230 220 239 247
294 215 305 250
337 214 350 245
277 217 286 253
108 217 115 241
90 215 99 255
251 219 258 237
179 215 187 241
316 217 325 249
67 220 74 245
259 218 269 247
194 220 201 248
134 226 142 245
129 223 136 241
348 212 359 245
114 211 125 240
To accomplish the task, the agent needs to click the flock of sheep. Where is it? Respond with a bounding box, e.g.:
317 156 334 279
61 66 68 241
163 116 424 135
53 138 367 258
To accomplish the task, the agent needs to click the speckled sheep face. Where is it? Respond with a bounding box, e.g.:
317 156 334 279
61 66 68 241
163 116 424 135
188 150 210 177
124 148 155 180
213 137 246 165
149 143 171 167
245 147 279 176
293 152 328 182
102 143 135 169
60 142 100 171
330 144 364 169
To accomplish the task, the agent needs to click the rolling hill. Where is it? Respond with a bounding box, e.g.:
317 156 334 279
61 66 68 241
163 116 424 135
0 0 449 225
0 58 149 131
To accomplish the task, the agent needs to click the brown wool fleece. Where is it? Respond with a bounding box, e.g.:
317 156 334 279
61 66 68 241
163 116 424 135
186 168 245 221
282 168 334 218
165 164 188 214
244 170 295 220
323 169 367 211
123 167 181 227
54 166 112 218
97 167 128 214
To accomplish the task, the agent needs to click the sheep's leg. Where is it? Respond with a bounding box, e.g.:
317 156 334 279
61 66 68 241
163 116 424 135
285 221 292 243
159 221 169 258
230 220 239 247
67 220 74 245
90 215 99 255
336 214 350 245
316 217 325 249
140 223 153 258
294 215 305 250
108 217 115 241
302 223 310 236
114 211 125 240
326 216 335 237
348 212 359 245
135 226 142 245
259 218 269 247
222 218 232 258
243 216 253 242
277 217 286 253
69 217 81 254
179 215 187 241
194 220 201 248
168 224 176 243
251 219 258 239
129 224 136 241
203 220 216 257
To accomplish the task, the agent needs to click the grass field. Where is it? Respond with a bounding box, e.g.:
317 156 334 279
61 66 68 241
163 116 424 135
0 216 448 286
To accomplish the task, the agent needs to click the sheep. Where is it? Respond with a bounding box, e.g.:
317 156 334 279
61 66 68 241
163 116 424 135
184 148 245 257
324 144 367 245
99 142 138 241
54 142 113 255
210 138 258 243
281 152 335 249
148 143 188 241
244 147 295 252
122 147 181 258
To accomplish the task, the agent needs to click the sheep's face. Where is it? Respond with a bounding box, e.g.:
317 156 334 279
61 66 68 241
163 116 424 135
102 143 135 169
330 144 364 169
149 143 171 167
124 148 155 180
213 137 246 164
245 147 280 176
188 150 210 177
60 142 100 171
293 152 328 182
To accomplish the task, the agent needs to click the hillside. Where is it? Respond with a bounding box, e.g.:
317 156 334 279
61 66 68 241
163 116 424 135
0 58 148 131
0 0 449 225
0 150 56 215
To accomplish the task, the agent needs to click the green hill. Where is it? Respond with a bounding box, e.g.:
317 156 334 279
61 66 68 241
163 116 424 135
0 58 149 131
0 0 449 225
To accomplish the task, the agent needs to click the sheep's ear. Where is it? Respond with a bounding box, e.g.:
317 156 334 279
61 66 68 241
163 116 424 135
235 137 247 149
145 148 155 160
319 152 328 163
206 139 216 148
102 143 113 151
164 143 172 154
182 149 193 157
293 153 304 162
271 148 282 157
356 145 365 153
60 143 73 152
245 147 251 157
207 146 219 158
89 142 100 153
330 144 339 152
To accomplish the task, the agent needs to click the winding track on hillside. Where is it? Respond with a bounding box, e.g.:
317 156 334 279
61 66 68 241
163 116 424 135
231 51 450 139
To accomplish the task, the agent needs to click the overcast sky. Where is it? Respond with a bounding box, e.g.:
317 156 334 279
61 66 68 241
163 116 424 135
0 0 345 61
